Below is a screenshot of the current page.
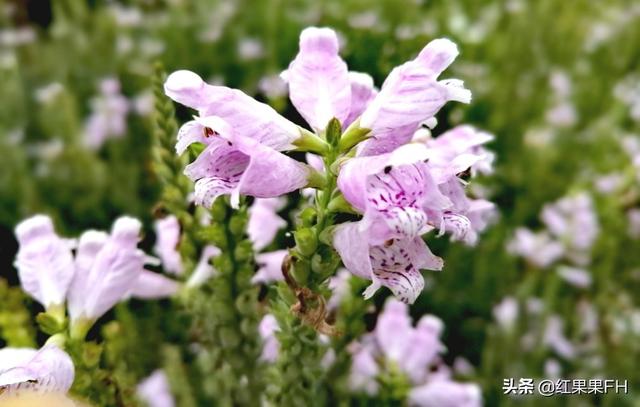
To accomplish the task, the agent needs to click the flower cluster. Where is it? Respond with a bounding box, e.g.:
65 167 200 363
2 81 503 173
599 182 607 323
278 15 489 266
508 192 599 286
348 299 481 406
13 215 178 338
165 26 495 304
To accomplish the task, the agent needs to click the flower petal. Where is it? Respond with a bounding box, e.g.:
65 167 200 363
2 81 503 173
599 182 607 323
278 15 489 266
359 39 471 155
344 71 378 127
332 222 374 280
184 138 250 208
186 245 221 288
128 270 180 299
368 237 441 304
153 215 183 275
175 119 213 155
137 370 175 407
252 250 287 284
374 299 412 361
0 345 74 395
285 27 351 130
14 215 75 309
231 134 310 208
248 198 287 251
409 380 482 407
69 217 145 322
165 70 299 150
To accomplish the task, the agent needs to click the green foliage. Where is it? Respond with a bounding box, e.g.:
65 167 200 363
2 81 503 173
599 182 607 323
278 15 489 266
0 279 36 348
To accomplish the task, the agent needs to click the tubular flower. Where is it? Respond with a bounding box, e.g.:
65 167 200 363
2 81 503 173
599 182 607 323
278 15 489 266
357 39 471 156
165 70 300 151
282 27 351 131
337 144 450 245
0 345 74 396
174 116 311 208
334 134 495 302
137 370 175 407
14 215 75 310
153 215 183 275
348 298 478 403
248 198 287 251
333 221 442 304
252 250 287 285
67 217 146 323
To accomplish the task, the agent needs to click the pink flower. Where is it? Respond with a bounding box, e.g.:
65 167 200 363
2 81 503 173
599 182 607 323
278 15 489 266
67 217 147 323
375 300 413 361
258 314 280 363
556 266 592 288
327 268 352 311
507 228 564 268
175 116 311 208
493 297 519 331
344 72 378 128
127 270 181 300
358 39 471 156
333 221 443 303
424 125 495 179
186 245 221 288
137 370 175 407
0 345 74 396
252 250 287 285
541 193 598 266
84 78 129 150
282 27 351 131
544 315 576 360
337 144 450 246
165 70 300 151
248 198 287 251
400 316 446 384
374 300 445 383
14 215 75 310
408 380 482 407
153 215 183 275
348 344 379 395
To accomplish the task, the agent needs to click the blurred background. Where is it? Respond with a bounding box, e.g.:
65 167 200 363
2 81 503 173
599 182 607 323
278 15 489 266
1 0 639 405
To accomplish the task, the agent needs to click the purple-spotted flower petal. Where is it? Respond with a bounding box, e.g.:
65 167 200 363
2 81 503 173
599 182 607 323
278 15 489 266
358 39 471 156
252 250 287 284
0 345 74 396
14 215 75 310
153 215 183 275
165 71 299 150
182 116 311 208
283 27 351 130
338 144 450 245
333 222 442 304
137 370 175 407
68 217 146 323
248 198 287 251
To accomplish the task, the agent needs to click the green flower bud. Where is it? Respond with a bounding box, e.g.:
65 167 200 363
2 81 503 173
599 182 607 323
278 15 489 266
294 227 318 257
298 207 317 227
229 215 247 236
